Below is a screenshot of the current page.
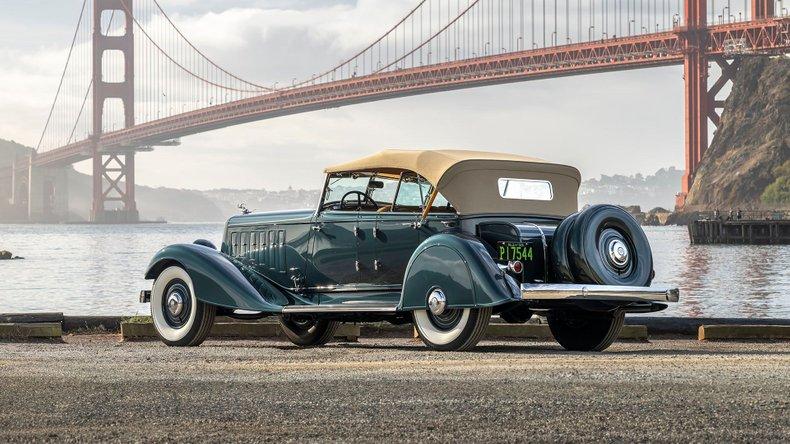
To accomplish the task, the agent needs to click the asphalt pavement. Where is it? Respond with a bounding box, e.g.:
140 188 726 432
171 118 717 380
0 335 787 442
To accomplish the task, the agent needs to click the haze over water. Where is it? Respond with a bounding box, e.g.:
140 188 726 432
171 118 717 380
0 224 787 318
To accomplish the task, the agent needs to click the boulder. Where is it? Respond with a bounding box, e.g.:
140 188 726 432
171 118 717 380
0 250 12 260
644 207 673 226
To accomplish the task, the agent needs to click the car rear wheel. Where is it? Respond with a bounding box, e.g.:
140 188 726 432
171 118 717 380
547 309 625 352
151 265 216 347
279 315 340 347
412 289 492 351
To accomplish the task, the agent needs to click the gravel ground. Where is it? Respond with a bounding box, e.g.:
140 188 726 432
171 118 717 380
0 335 788 443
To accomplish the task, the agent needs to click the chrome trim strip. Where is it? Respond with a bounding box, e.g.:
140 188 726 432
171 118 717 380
281 304 399 313
521 283 680 303
520 222 549 282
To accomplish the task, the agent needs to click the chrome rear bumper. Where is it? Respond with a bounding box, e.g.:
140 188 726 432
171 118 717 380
521 283 679 303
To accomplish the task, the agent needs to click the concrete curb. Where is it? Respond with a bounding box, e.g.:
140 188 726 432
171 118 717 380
698 325 790 340
0 322 62 339
2 312 789 341
0 313 64 324
121 320 361 342
63 316 123 333
628 317 790 336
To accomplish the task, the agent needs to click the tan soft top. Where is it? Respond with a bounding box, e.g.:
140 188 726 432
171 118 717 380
325 149 581 217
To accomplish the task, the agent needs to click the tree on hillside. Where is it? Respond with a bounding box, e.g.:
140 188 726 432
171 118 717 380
761 160 790 207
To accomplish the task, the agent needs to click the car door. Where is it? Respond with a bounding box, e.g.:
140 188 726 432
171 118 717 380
309 210 360 289
372 212 420 286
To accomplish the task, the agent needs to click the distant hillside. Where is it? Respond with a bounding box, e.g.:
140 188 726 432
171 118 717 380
0 139 33 164
0 139 321 222
579 167 684 211
3 138 682 221
65 170 226 222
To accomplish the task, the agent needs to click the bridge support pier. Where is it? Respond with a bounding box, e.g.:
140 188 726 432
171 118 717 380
27 163 69 223
11 162 28 215
91 152 139 223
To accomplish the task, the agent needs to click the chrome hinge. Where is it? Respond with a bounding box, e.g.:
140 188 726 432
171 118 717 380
353 225 360 237
374 259 382 271
311 223 323 232
289 267 305 291
355 260 360 272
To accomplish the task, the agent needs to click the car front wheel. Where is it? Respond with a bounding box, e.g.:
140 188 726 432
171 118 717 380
151 265 216 346
412 291 491 351
547 309 625 352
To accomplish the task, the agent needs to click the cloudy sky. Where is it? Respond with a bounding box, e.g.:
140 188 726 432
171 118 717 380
0 0 692 191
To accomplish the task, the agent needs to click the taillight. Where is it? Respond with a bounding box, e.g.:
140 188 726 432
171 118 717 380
509 261 523 274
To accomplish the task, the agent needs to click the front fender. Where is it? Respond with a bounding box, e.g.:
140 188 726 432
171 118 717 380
145 244 287 313
399 233 520 310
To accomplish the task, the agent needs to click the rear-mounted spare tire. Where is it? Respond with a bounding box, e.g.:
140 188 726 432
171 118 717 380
551 205 653 286
568 204 653 286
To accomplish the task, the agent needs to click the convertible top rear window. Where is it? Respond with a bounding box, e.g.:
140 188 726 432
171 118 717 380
498 178 553 201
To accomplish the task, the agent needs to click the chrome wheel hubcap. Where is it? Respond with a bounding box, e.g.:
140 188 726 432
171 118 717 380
427 289 447 315
607 239 630 268
166 291 184 316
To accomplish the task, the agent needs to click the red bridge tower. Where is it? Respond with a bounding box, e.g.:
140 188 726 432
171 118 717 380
676 0 776 209
92 0 138 222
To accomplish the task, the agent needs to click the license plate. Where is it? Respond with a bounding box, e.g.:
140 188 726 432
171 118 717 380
497 242 534 262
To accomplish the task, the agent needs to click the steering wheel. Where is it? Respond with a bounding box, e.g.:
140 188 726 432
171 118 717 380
340 190 378 210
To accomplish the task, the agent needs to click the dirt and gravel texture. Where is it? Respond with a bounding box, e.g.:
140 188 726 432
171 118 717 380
0 335 787 443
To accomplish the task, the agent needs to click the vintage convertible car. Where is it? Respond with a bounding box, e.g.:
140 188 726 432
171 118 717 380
141 149 678 351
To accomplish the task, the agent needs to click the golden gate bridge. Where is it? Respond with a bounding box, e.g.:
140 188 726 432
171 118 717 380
1 0 788 222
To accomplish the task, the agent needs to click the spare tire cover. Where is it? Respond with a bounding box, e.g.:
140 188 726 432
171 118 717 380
568 205 653 286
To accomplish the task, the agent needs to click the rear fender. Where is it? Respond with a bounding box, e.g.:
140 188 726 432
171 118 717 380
145 244 287 313
399 233 520 311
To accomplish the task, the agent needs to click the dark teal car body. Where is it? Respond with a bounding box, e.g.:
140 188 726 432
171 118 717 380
143 149 677 351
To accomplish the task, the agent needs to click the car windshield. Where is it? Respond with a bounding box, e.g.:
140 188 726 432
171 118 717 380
323 172 399 208
322 171 454 213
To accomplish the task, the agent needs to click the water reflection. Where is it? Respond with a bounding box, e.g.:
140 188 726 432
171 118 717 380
0 224 787 318
644 227 789 318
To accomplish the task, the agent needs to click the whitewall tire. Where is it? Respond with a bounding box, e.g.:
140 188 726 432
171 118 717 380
413 306 492 351
151 265 215 346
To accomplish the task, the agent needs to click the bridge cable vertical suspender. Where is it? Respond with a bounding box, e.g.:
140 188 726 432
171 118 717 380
36 0 88 152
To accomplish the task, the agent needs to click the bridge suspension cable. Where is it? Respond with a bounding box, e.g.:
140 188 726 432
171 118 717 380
36 0 785 155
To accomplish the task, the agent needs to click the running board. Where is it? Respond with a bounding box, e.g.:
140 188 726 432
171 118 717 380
281 303 398 313
521 283 679 303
